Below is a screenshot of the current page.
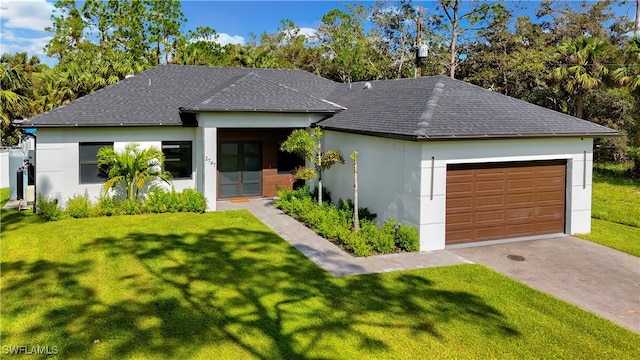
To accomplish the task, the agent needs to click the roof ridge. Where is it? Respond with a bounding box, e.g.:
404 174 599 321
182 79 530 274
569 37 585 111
414 79 445 137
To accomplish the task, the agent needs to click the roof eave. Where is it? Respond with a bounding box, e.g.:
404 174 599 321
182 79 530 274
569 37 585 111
179 107 340 113
317 126 619 141
16 122 182 128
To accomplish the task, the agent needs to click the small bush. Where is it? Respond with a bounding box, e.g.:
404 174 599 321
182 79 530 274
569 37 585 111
95 196 121 216
382 219 420 252
37 194 62 221
121 198 144 215
360 220 395 253
145 188 180 213
178 188 207 213
66 191 92 218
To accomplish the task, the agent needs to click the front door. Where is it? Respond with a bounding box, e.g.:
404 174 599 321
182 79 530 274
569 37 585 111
218 142 262 198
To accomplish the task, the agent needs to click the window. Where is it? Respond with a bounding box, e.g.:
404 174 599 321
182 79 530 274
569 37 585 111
162 141 192 179
79 142 112 184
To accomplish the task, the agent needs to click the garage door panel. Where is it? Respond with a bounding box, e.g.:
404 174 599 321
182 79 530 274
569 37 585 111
507 193 535 206
447 182 474 195
508 178 536 191
446 162 566 245
447 213 473 226
506 223 535 238
475 210 505 223
475 195 505 208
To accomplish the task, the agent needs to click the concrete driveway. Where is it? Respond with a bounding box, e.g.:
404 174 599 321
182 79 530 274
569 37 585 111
450 236 640 333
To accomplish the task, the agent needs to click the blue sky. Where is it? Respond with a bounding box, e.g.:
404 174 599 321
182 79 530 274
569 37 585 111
1 1 638 67
0 0 346 66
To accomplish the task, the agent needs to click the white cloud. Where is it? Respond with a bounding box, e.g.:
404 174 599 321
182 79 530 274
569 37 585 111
215 33 245 46
297 27 318 39
0 28 55 66
0 0 54 31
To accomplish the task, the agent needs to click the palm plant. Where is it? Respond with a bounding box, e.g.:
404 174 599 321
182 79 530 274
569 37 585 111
551 36 609 119
613 36 640 95
97 143 172 200
280 128 344 204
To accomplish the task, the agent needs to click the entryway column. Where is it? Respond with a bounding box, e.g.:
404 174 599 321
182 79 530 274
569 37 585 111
202 127 217 210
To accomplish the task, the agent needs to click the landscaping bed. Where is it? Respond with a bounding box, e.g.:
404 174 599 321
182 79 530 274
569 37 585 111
274 187 419 256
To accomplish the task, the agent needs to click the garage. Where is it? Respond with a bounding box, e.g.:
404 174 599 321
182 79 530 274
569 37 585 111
446 161 566 245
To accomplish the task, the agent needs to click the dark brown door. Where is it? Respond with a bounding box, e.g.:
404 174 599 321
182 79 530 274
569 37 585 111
446 161 566 245
218 142 262 198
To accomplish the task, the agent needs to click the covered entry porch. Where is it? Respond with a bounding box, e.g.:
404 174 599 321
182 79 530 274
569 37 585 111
197 112 329 211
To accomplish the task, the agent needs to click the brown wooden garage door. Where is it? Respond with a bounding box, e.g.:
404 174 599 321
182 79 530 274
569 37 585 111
446 161 566 245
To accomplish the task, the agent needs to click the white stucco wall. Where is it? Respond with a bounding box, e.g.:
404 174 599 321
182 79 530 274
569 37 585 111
323 131 595 251
322 131 423 228
36 127 197 207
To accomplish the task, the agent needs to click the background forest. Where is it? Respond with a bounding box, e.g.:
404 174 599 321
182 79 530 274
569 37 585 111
2 0 639 171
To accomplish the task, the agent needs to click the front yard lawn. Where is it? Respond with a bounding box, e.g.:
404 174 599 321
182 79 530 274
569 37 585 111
577 172 640 256
1 211 638 359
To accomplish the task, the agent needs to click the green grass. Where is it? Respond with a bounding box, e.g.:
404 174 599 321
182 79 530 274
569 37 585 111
1 187 9 206
579 168 640 255
1 211 638 359
591 173 640 227
578 219 640 257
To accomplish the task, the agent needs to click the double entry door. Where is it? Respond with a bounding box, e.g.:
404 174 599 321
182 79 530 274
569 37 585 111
218 142 262 198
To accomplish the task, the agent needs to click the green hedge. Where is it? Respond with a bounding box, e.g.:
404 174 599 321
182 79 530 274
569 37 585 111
274 187 419 256
36 188 207 221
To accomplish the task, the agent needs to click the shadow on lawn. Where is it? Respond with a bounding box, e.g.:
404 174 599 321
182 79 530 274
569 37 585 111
1 225 519 358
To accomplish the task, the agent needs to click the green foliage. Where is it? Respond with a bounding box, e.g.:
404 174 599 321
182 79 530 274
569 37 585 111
275 188 417 256
94 196 122 217
360 220 395 253
65 191 92 218
97 143 172 200
120 198 144 215
628 147 640 178
280 128 344 204
178 188 207 213
144 188 180 213
36 194 63 221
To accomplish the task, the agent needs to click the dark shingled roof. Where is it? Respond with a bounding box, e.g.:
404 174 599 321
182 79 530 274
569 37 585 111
180 72 344 113
319 76 618 139
24 65 617 140
25 65 340 127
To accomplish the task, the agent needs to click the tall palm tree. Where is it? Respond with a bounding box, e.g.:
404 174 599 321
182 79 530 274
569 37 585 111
613 36 640 95
97 143 172 200
551 36 609 119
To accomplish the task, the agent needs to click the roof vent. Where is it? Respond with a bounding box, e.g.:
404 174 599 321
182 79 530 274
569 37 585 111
363 82 372 90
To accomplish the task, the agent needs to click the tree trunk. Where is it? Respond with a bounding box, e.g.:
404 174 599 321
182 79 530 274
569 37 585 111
635 0 639 36
352 152 359 231
317 142 323 204
449 0 459 78
576 92 585 119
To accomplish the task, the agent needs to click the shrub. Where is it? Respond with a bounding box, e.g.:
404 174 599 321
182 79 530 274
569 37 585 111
382 219 420 252
37 194 63 221
178 188 207 213
145 188 180 213
94 196 121 216
121 198 144 215
360 220 395 253
66 191 92 218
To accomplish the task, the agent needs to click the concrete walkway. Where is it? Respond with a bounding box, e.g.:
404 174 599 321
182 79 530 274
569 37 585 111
217 198 471 276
